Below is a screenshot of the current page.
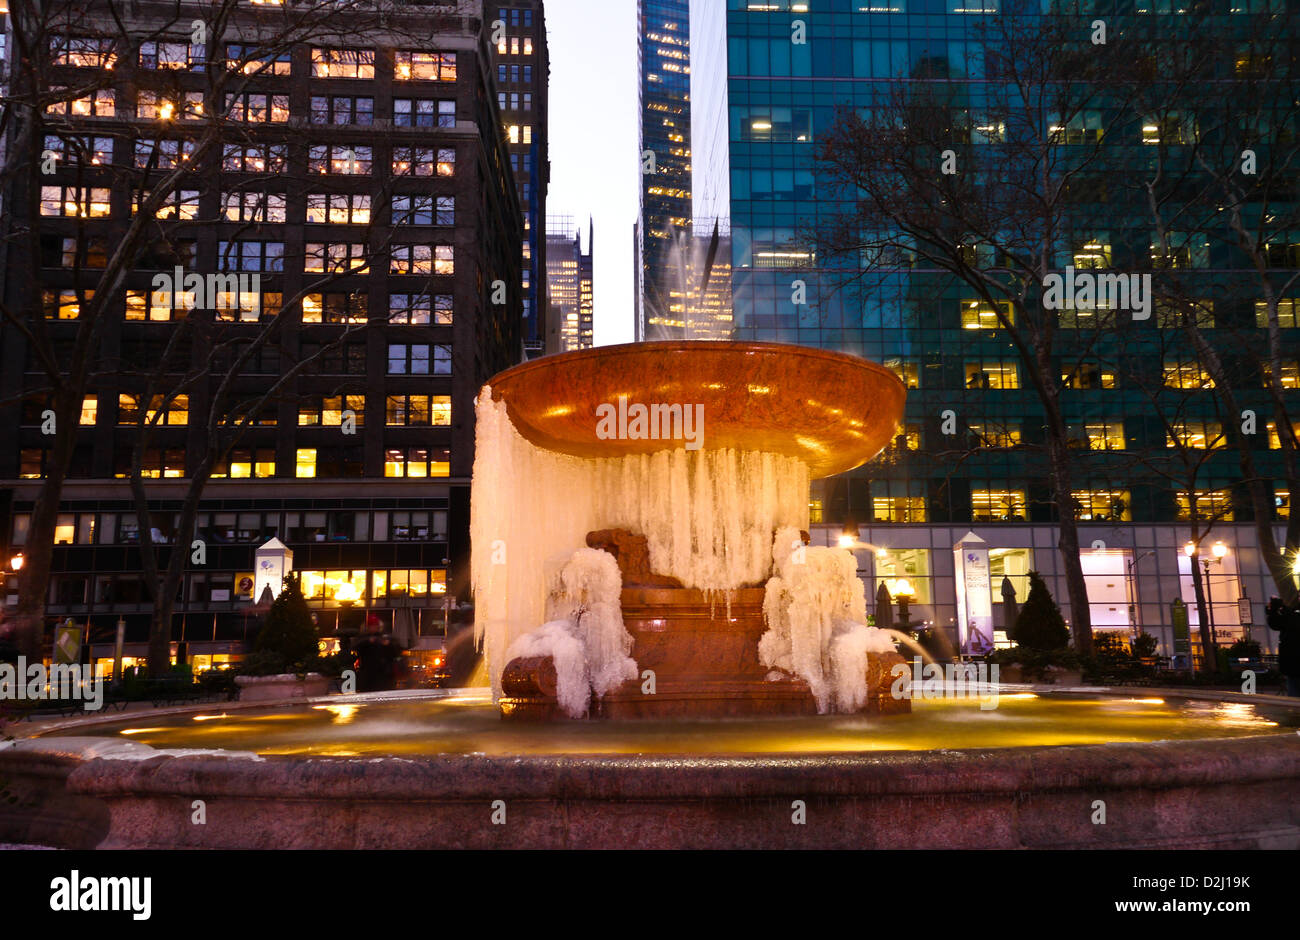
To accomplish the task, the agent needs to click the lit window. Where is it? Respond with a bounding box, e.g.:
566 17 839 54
306 193 371 224
1156 301 1215 329
1256 299 1299 328
1071 239 1111 269
1167 421 1224 449
296 449 317 478
1175 491 1234 522
222 191 287 223
971 489 1027 522
311 47 374 79
1162 359 1214 389
960 299 1012 330
304 243 367 273
308 144 372 175
1263 360 1300 389
40 186 111 217
51 35 118 68
1072 421 1126 451
394 50 456 81
1071 490 1130 522
968 423 1021 448
1062 361 1116 389
965 361 1019 389
43 289 93 320
883 358 918 388
80 396 98 426
872 496 926 523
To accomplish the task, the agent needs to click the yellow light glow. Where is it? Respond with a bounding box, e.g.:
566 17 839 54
9 553 23 571
192 713 229 722
1184 541 1197 556
837 534 856 548
334 582 361 603
313 703 359 723
1212 540 1228 559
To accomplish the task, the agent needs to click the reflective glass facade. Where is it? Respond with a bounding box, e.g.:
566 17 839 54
723 0 1299 649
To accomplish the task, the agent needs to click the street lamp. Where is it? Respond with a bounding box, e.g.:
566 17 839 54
838 519 860 549
9 553 24 571
1186 540 1230 648
893 578 915 631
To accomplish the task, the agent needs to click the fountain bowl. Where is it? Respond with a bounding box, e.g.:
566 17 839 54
486 340 906 477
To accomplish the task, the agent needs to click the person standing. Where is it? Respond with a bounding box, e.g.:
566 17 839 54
1265 596 1300 697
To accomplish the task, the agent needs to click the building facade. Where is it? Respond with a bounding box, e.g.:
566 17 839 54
0 0 524 671
635 0 693 341
722 0 1299 658
489 1 550 359
545 216 593 352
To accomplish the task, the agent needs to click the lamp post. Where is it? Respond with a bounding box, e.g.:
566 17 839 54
1185 539 1230 651
894 578 915 632
334 581 361 641
4 553 22 605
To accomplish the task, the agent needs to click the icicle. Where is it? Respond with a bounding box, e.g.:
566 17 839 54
471 390 810 699
760 528 896 712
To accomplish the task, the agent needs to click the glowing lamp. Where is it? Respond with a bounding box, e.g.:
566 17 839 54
1184 542 1197 557
9 553 24 571
1211 540 1228 559
334 582 360 604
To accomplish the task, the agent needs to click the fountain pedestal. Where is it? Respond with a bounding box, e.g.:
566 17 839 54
500 584 910 720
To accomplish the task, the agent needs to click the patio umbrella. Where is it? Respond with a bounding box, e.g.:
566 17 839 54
874 581 894 630
1001 576 1019 638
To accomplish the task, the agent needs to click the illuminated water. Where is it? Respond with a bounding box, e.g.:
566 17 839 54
44 690 1299 758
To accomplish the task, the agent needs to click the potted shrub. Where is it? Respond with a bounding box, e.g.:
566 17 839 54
235 574 330 701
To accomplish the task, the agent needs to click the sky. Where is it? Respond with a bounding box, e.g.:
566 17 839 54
543 0 640 346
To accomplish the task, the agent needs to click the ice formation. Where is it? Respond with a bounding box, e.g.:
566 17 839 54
503 621 589 718
472 388 808 698
760 527 897 712
501 548 638 718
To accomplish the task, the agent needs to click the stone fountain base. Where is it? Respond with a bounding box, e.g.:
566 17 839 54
500 585 909 720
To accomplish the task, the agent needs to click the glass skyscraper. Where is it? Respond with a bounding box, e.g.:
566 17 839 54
721 0 1298 657
636 0 694 340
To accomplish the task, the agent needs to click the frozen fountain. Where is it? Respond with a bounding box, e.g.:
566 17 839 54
7 345 1299 851
470 340 911 719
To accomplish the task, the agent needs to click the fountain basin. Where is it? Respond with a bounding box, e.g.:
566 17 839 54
487 340 906 477
5 689 1299 849
500 585 909 719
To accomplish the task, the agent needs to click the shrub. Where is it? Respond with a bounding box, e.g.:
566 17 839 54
248 574 319 674
1092 632 1130 665
1132 632 1159 659
1226 638 1262 661
1011 571 1070 651
986 645 1081 681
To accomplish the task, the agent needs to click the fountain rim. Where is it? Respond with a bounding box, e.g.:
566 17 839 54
482 339 908 478
485 339 907 395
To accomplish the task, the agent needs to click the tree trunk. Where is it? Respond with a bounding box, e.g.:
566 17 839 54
1042 384 1094 656
1187 550 1217 675
11 395 81 659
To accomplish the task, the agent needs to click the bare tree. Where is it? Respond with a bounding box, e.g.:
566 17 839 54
815 13 1156 654
1119 10 1300 603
